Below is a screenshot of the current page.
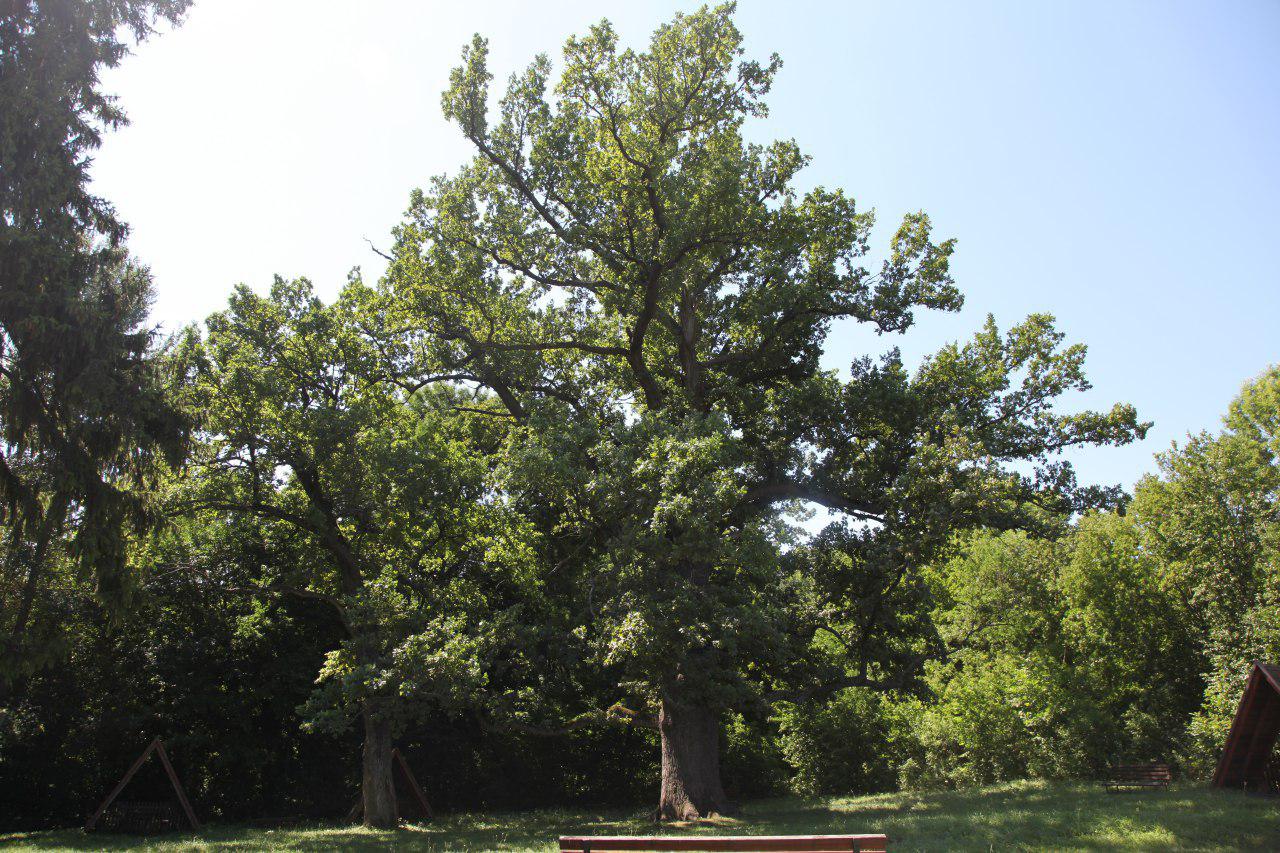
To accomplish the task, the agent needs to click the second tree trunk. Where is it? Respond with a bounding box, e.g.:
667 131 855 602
362 705 397 829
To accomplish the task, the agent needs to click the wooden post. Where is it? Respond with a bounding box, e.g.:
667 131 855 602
153 738 202 830
393 748 434 820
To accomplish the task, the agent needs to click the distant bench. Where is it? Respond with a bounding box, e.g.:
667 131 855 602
559 835 889 853
1103 762 1172 792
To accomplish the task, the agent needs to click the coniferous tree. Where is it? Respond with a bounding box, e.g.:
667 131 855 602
0 0 190 678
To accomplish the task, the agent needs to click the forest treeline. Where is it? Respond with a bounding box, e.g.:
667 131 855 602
2 0 1276 831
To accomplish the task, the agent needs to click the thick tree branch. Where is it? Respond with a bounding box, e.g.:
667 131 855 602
628 268 667 410
740 480 883 522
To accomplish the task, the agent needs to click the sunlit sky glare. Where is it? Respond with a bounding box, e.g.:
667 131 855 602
92 0 1279 494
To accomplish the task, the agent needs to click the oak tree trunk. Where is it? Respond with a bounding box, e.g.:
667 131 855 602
658 695 733 820
362 704 397 829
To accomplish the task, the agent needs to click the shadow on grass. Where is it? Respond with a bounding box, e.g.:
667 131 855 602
740 782 1280 852
3 782 1278 851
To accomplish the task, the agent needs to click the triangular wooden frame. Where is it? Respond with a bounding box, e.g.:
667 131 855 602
85 737 201 831
1214 661 1280 791
347 747 434 823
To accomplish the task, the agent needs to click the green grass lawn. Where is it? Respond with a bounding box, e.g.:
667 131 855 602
3 781 1277 851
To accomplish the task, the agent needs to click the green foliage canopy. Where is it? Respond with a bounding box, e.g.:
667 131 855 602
172 277 537 737
904 366 1280 786
388 3 1148 734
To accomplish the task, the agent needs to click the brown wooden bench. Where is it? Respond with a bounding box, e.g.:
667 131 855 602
559 835 888 852
1103 762 1172 791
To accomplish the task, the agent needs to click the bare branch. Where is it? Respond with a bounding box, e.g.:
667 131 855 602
363 237 395 263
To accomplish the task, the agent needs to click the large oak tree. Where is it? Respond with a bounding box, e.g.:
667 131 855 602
388 3 1145 818
173 279 537 827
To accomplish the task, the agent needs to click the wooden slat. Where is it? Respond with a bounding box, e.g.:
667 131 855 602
1103 760 1172 793
558 834 888 852
1106 763 1171 781
1112 772 1170 776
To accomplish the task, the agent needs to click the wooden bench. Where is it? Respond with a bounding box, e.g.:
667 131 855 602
1103 762 1172 791
559 835 888 852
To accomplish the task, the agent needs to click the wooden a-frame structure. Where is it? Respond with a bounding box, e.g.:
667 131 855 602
85 736 201 831
347 747 434 823
1213 661 1280 792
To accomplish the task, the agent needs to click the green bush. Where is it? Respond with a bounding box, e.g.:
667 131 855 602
899 655 1098 789
776 688 901 796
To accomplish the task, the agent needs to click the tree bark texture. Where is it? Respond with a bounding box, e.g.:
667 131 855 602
362 704 397 829
657 695 732 820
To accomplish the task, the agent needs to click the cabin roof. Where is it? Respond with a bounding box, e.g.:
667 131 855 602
1213 661 1280 789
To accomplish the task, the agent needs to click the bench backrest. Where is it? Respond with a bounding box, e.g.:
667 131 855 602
559 835 889 852
1111 763 1172 782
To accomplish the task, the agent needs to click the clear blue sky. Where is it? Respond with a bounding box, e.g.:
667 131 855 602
92 0 1279 494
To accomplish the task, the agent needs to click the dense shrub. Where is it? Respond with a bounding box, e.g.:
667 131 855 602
0 563 660 830
899 656 1100 788
775 689 901 796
